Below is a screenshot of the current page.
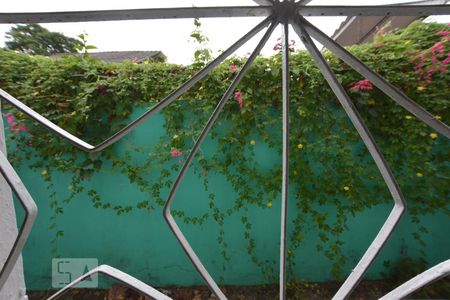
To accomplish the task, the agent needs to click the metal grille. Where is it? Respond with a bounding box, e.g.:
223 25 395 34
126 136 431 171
1 1 449 299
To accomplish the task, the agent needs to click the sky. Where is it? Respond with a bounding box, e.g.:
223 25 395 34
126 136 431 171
0 0 449 65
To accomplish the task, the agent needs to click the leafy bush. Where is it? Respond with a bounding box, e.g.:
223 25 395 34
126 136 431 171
0 20 448 279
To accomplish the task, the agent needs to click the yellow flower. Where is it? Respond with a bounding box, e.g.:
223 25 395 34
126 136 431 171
405 115 413 120
367 99 376 106
435 115 442 120
41 169 48 176
430 133 438 139
297 143 304 150
250 140 256 145
416 172 423 177
173 134 179 140
417 86 425 91
343 186 350 191
266 202 272 208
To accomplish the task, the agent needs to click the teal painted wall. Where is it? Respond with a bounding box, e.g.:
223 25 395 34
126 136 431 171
5 108 449 291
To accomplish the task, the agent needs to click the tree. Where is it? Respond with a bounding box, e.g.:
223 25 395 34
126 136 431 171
5 24 82 56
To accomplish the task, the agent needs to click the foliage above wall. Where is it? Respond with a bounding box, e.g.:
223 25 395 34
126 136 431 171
4 24 84 56
0 20 449 280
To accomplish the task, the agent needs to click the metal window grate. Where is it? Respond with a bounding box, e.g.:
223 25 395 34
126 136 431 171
0 1 449 299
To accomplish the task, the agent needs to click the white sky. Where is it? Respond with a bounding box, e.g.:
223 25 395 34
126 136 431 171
0 0 449 65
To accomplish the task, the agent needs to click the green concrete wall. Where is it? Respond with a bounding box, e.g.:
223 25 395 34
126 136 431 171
6 108 449 291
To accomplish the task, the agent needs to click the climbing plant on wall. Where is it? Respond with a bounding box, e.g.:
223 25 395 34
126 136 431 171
0 20 449 280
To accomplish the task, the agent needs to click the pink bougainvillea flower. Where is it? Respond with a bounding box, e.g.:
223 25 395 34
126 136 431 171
3 112 15 125
431 41 445 55
10 122 29 133
350 79 373 91
229 64 238 72
234 90 243 110
436 30 450 37
429 41 445 68
18 123 29 132
10 123 19 133
442 54 450 64
439 54 450 73
272 38 295 52
170 149 182 158
424 68 434 84
2 112 28 133
273 43 282 51
412 53 426 76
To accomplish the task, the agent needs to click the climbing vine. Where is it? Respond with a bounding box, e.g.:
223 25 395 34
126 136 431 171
0 21 449 281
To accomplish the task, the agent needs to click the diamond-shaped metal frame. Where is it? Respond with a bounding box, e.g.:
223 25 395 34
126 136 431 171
292 17 407 299
0 1 449 300
47 264 173 300
379 259 450 300
0 150 38 291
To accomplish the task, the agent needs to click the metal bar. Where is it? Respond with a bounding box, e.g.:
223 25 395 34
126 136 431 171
163 20 278 300
335 210 405 300
0 89 95 152
298 5 450 16
297 0 313 5
0 17 273 153
379 260 450 300
0 6 272 24
300 17 450 138
253 0 274 5
0 151 38 291
1 4 448 24
47 265 173 300
291 18 406 300
279 21 290 300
